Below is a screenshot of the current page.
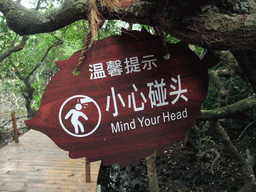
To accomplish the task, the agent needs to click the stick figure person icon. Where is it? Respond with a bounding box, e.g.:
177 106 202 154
64 102 88 134
59 95 101 137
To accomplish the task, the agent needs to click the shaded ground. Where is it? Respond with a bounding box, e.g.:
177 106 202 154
0 116 28 148
0 120 246 192
0 91 28 148
98 141 245 192
0 127 28 148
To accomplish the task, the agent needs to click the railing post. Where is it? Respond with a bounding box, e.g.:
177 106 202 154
85 157 91 183
11 113 19 143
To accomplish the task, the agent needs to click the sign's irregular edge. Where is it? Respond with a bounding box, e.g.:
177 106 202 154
25 28 213 167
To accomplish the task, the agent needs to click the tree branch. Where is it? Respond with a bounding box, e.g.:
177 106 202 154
212 50 243 75
0 35 29 64
213 121 256 190
198 95 256 120
0 0 90 35
9 59 24 80
1 0 256 49
26 39 63 79
40 39 63 63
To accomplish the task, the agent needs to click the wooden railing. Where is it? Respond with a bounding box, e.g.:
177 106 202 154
10 112 92 183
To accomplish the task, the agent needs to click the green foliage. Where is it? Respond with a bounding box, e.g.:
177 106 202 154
1 17 162 116
0 27 66 114
165 34 180 44
193 46 204 56
1 1 255 189
202 81 219 110
101 20 124 37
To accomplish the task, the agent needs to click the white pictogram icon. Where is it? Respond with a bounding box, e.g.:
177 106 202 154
59 95 101 137
64 103 88 134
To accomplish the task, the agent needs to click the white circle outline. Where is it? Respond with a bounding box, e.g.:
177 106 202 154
59 95 101 137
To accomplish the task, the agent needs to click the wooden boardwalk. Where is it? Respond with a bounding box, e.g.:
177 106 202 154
0 130 101 192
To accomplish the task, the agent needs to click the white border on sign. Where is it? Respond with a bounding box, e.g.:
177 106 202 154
59 95 101 137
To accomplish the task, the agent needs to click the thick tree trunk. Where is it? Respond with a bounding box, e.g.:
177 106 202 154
1 0 256 50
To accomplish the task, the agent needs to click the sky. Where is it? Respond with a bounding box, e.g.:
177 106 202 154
20 0 61 9
21 0 34 8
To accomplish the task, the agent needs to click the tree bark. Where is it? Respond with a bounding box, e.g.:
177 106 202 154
8 39 63 118
212 50 244 76
1 0 256 50
0 36 29 64
198 95 256 120
213 121 256 192
202 58 256 191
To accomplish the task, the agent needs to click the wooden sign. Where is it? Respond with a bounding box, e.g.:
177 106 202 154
25 28 214 167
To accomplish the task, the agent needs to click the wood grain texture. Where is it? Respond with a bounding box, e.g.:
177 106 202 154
25 29 214 167
0 130 101 191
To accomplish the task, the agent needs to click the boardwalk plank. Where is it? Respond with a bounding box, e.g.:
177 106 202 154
0 130 101 192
